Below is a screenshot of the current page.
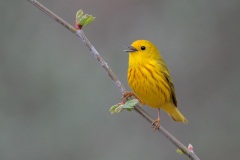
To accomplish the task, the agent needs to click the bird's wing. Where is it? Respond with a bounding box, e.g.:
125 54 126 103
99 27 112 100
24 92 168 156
160 65 178 107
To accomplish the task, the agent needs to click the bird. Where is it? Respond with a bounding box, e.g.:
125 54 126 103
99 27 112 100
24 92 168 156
123 40 188 130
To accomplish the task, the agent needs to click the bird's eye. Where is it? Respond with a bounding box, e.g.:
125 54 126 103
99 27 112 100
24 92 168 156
141 46 146 50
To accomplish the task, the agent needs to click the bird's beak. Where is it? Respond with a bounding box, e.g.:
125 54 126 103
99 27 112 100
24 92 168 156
124 46 137 52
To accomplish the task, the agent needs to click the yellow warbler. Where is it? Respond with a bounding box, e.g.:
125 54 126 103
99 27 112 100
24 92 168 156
124 40 188 129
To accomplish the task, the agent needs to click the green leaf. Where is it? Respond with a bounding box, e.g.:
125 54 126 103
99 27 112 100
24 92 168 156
76 10 84 20
82 15 95 27
123 99 139 109
109 99 138 114
109 104 119 114
122 104 133 109
109 103 124 114
76 9 95 28
114 106 123 113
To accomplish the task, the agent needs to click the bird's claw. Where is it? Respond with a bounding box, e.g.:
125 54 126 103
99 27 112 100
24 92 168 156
121 91 144 104
152 118 160 131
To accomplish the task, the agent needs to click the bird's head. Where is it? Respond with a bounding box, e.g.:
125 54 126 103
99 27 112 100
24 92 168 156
124 40 161 62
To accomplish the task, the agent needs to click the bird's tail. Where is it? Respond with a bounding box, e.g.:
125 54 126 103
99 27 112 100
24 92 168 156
169 107 188 124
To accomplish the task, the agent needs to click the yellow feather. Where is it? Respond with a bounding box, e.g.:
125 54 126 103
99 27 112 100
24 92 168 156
127 40 187 123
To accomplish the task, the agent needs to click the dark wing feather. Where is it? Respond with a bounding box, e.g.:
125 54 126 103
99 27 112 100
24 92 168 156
160 65 178 107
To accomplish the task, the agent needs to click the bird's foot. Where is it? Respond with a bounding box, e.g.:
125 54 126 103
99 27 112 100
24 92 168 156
121 91 144 104
152 118 160 131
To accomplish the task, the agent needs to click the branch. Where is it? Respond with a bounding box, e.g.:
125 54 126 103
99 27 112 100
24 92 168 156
27 1 200 160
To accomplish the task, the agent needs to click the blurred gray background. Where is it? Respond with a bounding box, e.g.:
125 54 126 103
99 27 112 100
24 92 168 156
1 0 240 160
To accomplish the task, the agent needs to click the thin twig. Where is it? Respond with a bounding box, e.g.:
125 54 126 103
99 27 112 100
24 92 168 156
27 1 200 160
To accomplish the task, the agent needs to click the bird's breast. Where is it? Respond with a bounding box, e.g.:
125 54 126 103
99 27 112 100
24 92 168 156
128 62 171 108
